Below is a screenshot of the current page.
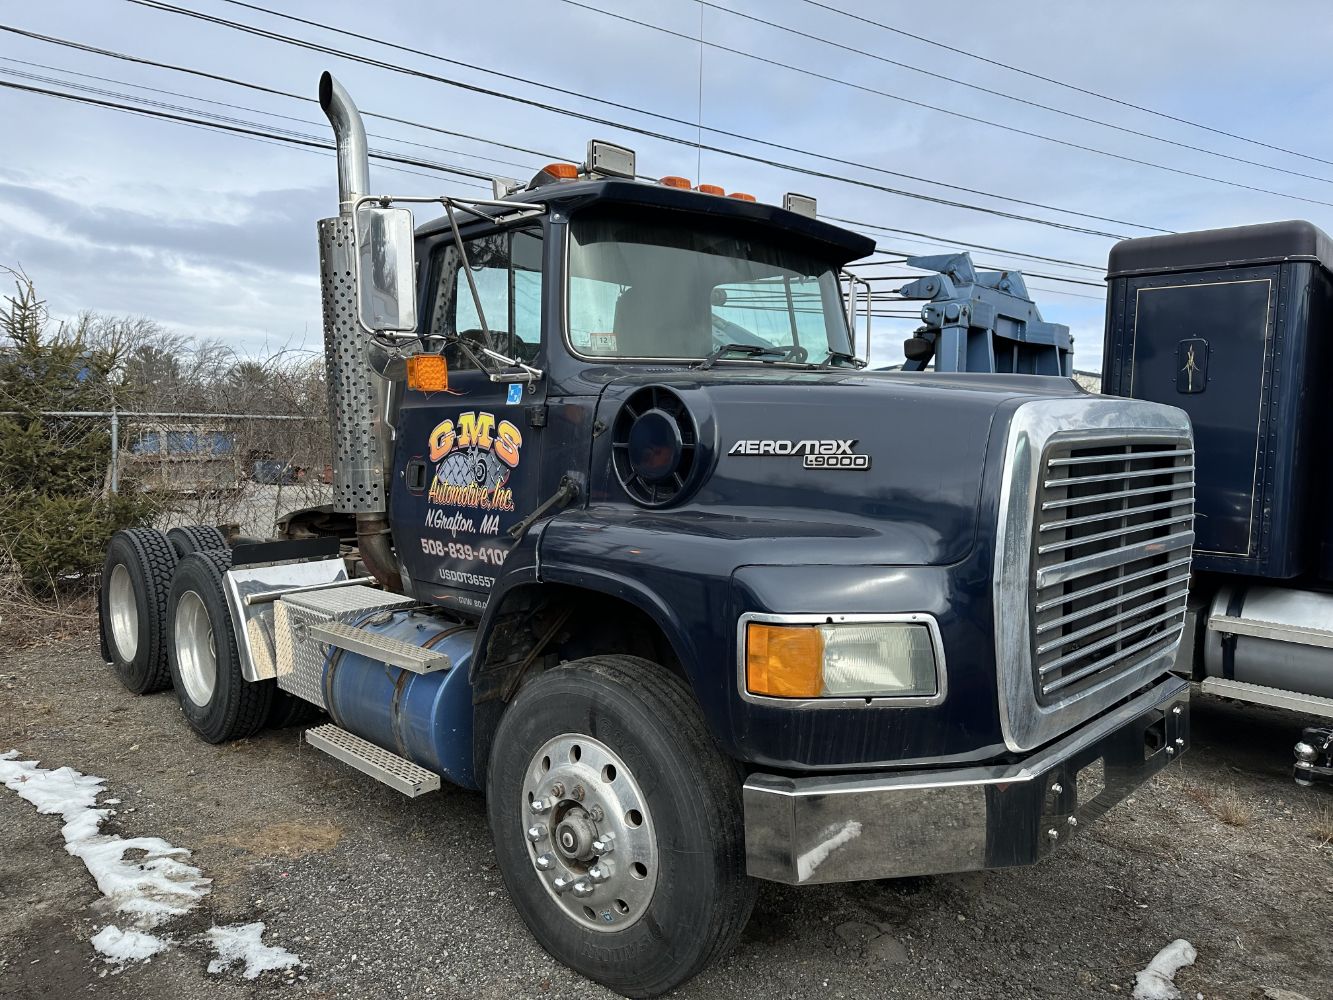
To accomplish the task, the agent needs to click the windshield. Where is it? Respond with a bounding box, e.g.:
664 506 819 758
566 210 856 365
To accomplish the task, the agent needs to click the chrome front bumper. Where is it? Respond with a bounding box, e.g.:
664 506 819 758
743 675 1189 885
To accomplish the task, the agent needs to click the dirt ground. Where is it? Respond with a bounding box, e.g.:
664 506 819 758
0 636 1330 1000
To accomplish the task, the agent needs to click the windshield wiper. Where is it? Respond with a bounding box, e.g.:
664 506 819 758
824 349 867 369
695 342 789 371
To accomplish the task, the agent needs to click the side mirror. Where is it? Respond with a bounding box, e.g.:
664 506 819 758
355 206 417 334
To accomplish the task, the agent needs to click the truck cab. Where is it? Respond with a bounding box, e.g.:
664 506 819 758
98 73 1195 998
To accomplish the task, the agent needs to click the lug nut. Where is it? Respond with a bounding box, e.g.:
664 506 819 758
588 804 605 823
1050 782 1063 795
1166 746 1176 756
588 863 612 883
571 881 594 898
1174 738 1185 748
549 782 565 798
553 875 576 893
591 834 614 854
530 797 551 814
527 825 547 842
1047 829 1059 842
1067 816 1078 828
535 854 554 871
1172 705 1182 716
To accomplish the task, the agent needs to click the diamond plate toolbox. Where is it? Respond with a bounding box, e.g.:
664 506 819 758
274 585 415 710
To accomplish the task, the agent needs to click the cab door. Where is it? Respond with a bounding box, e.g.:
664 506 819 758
392 226 546 611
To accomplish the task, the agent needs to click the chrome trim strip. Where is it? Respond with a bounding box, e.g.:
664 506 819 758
1036 513 1194 556
992 398 1195 752
1046 446 1193 467
1038 497 1193 533
735 611 947 710
1036 573 1192 634
1033 554 1192 613
1041 481 1193 512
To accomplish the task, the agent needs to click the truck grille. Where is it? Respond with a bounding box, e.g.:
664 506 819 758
1031 437 1194 704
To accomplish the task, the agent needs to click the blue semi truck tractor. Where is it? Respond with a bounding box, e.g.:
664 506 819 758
1102 220 1333 786
98 73 1195 997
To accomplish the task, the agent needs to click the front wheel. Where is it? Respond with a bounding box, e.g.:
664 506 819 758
487 656 756 998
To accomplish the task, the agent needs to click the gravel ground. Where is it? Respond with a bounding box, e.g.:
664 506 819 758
1 641 1330 1000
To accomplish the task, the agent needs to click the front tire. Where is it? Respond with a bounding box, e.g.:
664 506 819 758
166 549 272 743
487 656 755 998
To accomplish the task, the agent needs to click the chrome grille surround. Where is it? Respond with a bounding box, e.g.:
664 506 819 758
993 398 1194 752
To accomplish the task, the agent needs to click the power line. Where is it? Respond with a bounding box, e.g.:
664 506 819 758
0 78 496 188
0 61 544 176
0 24 1122 282
0 26 572 169
564 1 1333 211
797 0 1333 172
105 0 1155 239
696 0 1333 188
824 215 1103 271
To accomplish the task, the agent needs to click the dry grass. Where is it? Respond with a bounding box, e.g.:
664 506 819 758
207 819 344 860
1213 788 1256 827
0 576 97 652
1310 808 1333 849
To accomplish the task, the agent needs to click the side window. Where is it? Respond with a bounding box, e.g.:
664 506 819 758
430 228 543 370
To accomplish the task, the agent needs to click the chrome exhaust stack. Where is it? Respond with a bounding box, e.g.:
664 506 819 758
316 71 401 590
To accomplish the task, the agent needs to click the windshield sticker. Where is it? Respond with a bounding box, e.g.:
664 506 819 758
589 332 617 353
506 383 524 405
729 438 871 470
427 412 522 511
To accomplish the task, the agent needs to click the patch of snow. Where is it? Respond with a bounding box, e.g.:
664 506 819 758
0 752 210 931
795 820 863 882
1134 939 1198 1000
90 925 170 965
205 922 303 980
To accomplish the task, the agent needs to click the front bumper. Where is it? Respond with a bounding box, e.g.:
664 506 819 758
744 674 1189 884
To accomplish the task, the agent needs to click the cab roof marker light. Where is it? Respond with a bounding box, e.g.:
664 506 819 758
784 192 817 218
696 183 725 196
728 192 756 202
526 161 580 190
659 175 692 189
586 140 636 179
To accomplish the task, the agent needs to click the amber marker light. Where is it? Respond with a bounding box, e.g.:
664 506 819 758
745 623 823 698
542 162 579 179
696 184 725 196
659 175 692 189
727 192 756 202
407 354 449 392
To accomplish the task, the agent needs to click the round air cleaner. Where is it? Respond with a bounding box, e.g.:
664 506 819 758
611 386 699 507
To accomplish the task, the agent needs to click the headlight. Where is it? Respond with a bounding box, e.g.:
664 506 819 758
744 617 941 701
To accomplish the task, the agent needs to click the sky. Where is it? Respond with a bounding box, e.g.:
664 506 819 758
4 0 1333 372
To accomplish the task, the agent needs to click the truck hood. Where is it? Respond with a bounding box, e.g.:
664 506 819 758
589 369 1088 567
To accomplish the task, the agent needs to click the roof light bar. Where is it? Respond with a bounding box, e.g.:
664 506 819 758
586 139 636 179
783 192 817 218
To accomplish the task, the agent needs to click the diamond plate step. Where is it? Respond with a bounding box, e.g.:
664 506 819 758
1200 678 1333 720
305 724 441 796
309 620 451 674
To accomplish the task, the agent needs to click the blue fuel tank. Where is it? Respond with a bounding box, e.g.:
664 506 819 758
320 609 478 789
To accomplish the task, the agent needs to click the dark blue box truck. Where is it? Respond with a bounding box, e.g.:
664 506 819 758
1103 220 1333 786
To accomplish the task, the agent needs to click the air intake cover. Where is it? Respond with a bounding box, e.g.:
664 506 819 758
611 386 699 507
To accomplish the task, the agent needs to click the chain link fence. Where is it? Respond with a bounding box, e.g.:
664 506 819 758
5 409 333 539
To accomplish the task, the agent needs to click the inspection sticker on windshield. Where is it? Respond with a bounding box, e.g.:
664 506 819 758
728 439 871 470
506 383 523 405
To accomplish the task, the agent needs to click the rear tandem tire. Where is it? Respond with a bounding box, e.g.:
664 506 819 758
166 549 272 743
166 524 229 558
486 655 756 998
100 528 179 694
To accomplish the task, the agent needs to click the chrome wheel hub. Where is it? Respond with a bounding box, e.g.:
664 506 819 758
173 590 218 707
107 563 139 662
521 733 658 932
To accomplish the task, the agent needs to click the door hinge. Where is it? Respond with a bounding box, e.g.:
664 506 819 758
526 404 548 428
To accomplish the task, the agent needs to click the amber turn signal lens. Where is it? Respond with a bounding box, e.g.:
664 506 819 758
541 162 579 179
728 192 756 202
746 623 823 698
659 175 692 189
407 354 449 392
696 183 725 196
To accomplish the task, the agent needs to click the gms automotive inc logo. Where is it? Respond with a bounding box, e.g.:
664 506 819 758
428 411 523 511
728 438 870 470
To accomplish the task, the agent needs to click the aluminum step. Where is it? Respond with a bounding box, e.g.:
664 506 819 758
1200 678 1333 720
305 724 441 796
1206 614 1333 650
308 620 451 674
